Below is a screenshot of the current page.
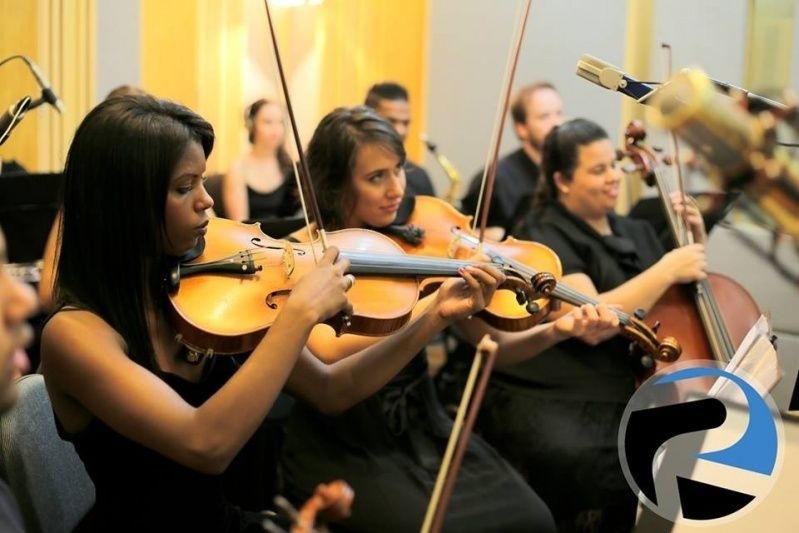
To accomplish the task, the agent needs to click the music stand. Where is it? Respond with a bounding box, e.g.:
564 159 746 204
0 172 61 263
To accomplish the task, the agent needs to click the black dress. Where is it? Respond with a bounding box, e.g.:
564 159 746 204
247 176 300 220
280 353 555 533
58 356 270 533
475 201 666 533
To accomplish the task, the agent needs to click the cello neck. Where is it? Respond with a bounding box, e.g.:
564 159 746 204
652 162 736 363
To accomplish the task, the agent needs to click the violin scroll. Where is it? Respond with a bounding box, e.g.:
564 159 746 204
624 313 681 364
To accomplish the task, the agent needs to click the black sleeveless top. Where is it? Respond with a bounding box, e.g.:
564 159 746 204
246 169 299 220
57 356 267 533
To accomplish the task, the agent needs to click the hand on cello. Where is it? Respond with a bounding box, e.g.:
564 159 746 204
654 242 708 284
669 191 707 245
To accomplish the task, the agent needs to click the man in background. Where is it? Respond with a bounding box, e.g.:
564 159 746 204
365 82 436 197
461 82 564 238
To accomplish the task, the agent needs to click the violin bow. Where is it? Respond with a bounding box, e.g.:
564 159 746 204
470 0 533 245
261 0 356 329
421 335 499 533
422 2 532 529
263 0 329 252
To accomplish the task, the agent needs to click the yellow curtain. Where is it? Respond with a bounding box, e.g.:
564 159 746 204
744 0 795 96
317 0 428 163
140 1 427 171
141 0 245 175
0 0 94 172
250 0 428 163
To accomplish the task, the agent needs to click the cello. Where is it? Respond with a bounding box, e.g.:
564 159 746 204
623 120 764 373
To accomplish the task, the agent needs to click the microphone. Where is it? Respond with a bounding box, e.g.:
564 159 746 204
648 68 763 181
575 54 657 102
21 55 65 113
0 96 32 146
577 53 788 114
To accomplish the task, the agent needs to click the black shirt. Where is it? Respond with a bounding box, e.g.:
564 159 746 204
497 200 666 403
461 148 540 236
404 160 436 197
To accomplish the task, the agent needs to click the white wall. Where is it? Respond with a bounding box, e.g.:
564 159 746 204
423 0 764 202
96 0 140 103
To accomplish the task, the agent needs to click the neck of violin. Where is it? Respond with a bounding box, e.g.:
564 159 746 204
340 250 474 277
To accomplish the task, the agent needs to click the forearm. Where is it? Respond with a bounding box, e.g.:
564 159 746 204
191 306 316 466
453 319 568 366
306 305 450 413
595 264 674 314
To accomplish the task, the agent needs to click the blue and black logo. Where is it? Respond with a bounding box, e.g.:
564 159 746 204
619 362 783 524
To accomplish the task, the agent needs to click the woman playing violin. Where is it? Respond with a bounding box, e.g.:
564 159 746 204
477 117 708 533
39 95 503 533
280 106 621 533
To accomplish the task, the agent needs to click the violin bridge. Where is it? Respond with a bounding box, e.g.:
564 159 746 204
447 235 462 258
282 241 296 278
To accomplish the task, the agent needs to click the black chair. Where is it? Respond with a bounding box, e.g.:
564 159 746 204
246 216 307 239
203 173 226 219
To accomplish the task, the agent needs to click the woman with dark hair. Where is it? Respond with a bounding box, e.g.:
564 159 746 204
280 106 623 533
475 117 708 532
223 98 299 221
39 95 503 533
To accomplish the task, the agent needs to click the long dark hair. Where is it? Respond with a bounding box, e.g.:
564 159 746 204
306 105 405 230
534 117 609 208
56 95 214 369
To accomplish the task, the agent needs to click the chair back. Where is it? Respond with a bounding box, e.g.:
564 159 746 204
0 374 95 533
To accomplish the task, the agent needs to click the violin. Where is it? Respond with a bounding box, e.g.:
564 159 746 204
391 195 682 365
166 217 545 356
623 120 763 372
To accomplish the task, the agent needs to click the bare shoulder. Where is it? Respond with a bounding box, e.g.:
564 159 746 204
41 310 130 432
41 310 130 394
43 310 125 357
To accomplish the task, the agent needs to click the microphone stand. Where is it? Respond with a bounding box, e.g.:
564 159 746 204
0 54 65 113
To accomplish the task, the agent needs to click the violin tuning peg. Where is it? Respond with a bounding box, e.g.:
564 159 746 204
515 289 528 306
633 308 647 320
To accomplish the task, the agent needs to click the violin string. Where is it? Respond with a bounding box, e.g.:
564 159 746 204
292 159 320 263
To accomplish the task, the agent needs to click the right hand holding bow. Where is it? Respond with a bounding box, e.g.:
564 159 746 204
286 247 354 324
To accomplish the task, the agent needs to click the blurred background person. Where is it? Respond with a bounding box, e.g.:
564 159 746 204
222 98 299 222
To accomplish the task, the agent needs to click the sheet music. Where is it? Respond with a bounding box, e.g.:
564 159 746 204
708 315 783 402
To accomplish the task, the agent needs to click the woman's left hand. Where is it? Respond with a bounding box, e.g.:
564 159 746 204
670 192 707 244
435 265 505 322
553 303 620 346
